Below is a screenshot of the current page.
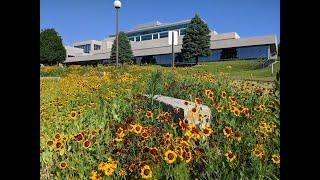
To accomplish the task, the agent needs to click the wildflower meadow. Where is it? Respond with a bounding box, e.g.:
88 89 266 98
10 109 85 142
40 65 280 179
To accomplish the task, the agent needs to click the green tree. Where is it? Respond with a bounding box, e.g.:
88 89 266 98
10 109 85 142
110 32 134 65
181 14 211 64
278 43 280 57
40 28 66 65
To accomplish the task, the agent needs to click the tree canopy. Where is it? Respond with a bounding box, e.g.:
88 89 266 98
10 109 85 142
110 32 134 65
181 14 211 64
40 28 66 65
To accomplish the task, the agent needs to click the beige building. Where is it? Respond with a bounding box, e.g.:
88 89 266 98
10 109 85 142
64 19 278 65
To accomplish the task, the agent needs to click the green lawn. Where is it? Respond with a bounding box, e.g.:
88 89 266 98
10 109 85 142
196 60 280 81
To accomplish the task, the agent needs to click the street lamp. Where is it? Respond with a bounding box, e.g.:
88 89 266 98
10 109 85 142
114 0 121 68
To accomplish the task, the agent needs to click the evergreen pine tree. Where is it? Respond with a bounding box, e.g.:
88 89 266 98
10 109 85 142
110 32 134 65
181 14 211 64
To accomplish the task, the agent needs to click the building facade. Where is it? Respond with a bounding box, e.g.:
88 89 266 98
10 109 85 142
64 19 278 65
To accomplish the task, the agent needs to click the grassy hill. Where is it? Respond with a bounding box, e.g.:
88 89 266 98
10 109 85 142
196 60 280 81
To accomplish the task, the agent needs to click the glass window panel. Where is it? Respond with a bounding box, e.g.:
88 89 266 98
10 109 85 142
141 34 152 41
236 45 269 59
153 33 158 39
159 32 168 38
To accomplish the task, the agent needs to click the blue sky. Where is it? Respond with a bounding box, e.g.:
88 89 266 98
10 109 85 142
40 0 279 45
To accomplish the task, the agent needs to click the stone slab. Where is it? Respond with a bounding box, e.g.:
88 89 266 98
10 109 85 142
145 94 211 128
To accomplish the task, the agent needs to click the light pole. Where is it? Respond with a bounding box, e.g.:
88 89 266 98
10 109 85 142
114 0 121 68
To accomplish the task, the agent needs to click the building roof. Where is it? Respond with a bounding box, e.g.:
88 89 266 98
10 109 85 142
109 19 192 37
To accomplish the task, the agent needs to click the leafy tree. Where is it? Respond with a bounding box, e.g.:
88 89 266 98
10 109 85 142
181 14 211 64
110 32 134 65
278 43 280 57
40 28 66 65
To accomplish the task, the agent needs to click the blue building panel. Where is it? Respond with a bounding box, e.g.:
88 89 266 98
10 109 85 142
135 45 271 65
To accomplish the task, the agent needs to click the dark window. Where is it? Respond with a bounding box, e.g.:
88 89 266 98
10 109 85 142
141 34 152 41
135 36 140 42
94 44 101 50
153 33 158 39
128 37 135 41
180 29 186 36
159 32 168 38
74 44 91 53
236 45 269 59
220 48 238 60
140 55 156 64
68 55 75 57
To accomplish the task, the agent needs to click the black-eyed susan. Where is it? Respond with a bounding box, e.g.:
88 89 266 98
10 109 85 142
68 111 78 119
133 124 143 134
116 127 125 138
241 107 250 116
271 154 280 164
207 92 214 100
164 150 177 164
98 162 106 171
233 133 241 142
118 168 127 177
47 140 53 146
182 150 192 163
141 129 149 139
228 96 236 103
54 141 63 151
254 105 262 111
259 104 265 109
202 127 213 137
259 121 267 129
145 111 153 118
253 148 264 159
182 134 191 142
191 107 197 113
83 140 90 149
90 170 101 180
102 164 115 176
265 125 273 133
216 105 223 113
233 108 241 117
163 132 173 140
113 136 123 143
205 89 212 96
128 124 134 132
221 91 227 98
225 151 236 162
55 133 61 140
74 133 84 142
140 165 152 179
195 97 202 105
183 101 189 106
179 120 188 131
149 147 159 157
223 127 233 138
59 161 67 169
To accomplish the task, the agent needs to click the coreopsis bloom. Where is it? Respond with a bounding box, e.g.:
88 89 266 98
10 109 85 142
59 161 67 169
145 111 153 118
164 150 177 164
223 127 233 138
140 165 152 179
225 151 236 162
202 126 213 137
271 154 280 164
